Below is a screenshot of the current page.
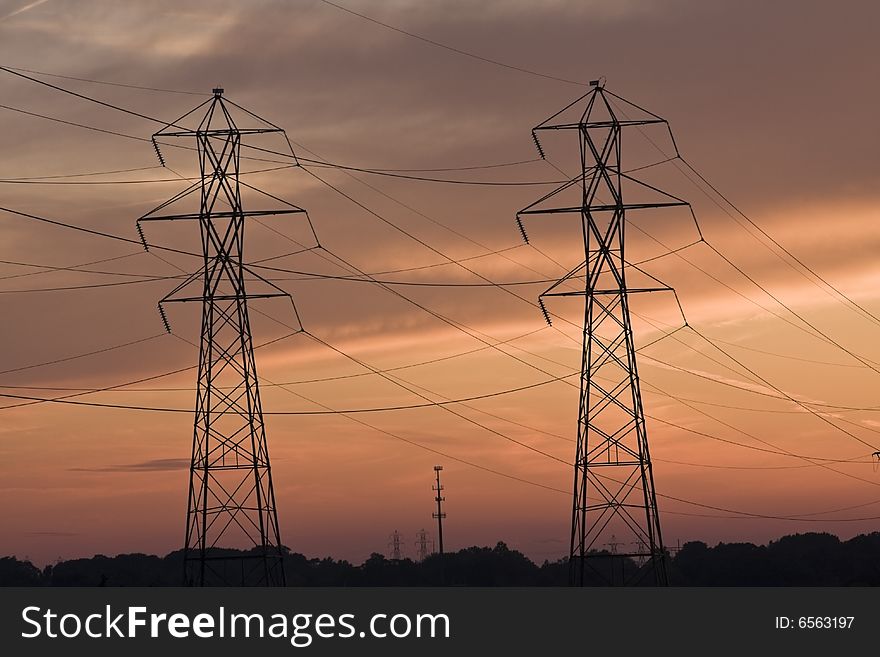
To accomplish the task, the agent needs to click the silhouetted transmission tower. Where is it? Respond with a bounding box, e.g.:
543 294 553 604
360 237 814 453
518 80 689 586
388 530 403 561
137 88 315 586
414 528 430 562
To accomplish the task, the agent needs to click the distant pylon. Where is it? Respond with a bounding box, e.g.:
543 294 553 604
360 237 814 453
388 530 403 561
519 80 689 586
414 528 430 562
432 465 446 557
631 538 648 566
137 88 315 586
606 535 621 555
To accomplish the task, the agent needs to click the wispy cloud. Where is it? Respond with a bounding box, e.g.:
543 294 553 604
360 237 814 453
1 0 52 22
69 458 189 473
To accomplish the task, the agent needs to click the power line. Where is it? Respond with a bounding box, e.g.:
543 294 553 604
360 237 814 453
0 177 190 186
0 164 162 181
699 333 863 369
0 275 176 294
0 163 294 185
0 329 302 414
294 332 880 521
0 333 166 377
646 379 880 488
0 205 198 258
678 155 880 331
636 333 880 412
299 157 567 186
358 244 526 276
519 160 880 488
310 234 878 489
296 149 619 359
15 364 870 474
0 251 145 282
0 75 608 186
138 116 610 476
703 240 880 377
510 168 880 491
302 330 570 464
0 369 578 415
0 66 187 128
461 353 877 468
490 317 879 470
629 225 880 370
9 66 880 528
293 137 588 308
0 326 551 393
253 266 555 288
0 100 291 166
2 315 870 524
0 68 660 516
631 319 880 487
247 316 880 523
1 65 203 96
0 102 152 143
316 0 584 86
606 95 880 360
200 331 573 498
687 325 878 451
352 158 542 173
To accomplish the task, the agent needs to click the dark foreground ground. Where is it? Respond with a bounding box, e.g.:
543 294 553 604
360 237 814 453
3 532 879 586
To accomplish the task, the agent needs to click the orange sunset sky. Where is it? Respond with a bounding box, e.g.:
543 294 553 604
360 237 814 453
1 0 879 566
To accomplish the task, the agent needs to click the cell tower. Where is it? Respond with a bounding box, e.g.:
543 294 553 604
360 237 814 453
388 530 403 561
432 465 446 557
414 528 430 562
518 80 689 586
137 88 313 586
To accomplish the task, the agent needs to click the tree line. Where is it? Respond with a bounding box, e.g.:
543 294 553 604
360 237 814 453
2 532 879 586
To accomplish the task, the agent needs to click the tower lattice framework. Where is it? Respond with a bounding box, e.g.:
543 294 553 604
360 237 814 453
138 88 310 586
519 82 689 586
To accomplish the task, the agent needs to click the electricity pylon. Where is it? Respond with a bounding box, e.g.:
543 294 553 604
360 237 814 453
518 80 689 586
388 530 404 560
137 88 314 586
414 528 430 561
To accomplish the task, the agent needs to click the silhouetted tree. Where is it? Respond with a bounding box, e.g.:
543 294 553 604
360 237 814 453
4 532 879 586
0 557 42 586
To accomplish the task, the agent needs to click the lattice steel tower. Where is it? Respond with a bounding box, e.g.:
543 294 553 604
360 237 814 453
137 88 312 586
414 528 430 562
518 81 687 586
388 530 403 561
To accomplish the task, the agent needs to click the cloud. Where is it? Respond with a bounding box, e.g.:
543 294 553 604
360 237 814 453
69 458 190 473
1 0 51 22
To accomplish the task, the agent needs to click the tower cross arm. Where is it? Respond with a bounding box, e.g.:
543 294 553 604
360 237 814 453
534 118 668 131
157 127 283 138
518 201 687 216
139 208 306 222
542 286 674 298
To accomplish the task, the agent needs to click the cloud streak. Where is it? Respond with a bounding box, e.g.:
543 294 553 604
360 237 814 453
69 458 190 473
1 0 51 22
